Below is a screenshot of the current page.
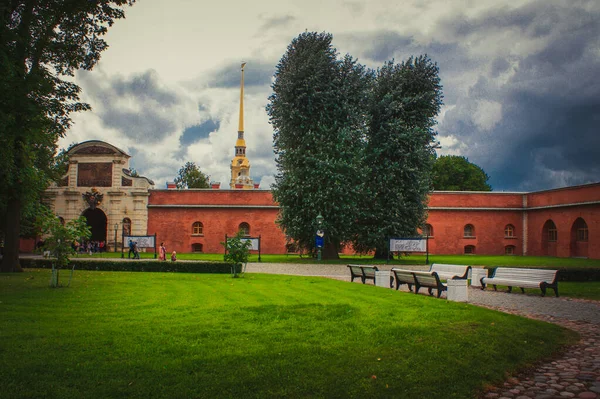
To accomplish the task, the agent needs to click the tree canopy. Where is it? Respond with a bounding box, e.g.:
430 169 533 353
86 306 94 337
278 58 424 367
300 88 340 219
174 162 210 189
267 32 370 259
432 155 492 191
267 32 443 259
0 0 135 272
353 57 442 258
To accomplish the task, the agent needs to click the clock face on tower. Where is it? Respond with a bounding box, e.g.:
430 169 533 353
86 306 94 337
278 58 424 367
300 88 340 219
238 159 243 165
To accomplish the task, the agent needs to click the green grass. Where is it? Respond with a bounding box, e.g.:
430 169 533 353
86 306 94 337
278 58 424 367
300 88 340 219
73 252 600 268
0 270 577 398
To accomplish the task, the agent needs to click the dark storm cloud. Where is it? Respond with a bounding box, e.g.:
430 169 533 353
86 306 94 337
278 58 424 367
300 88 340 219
78 69 185 143
180 119 221 146
338 31 477 105
437 0 600 191
206 60 275 88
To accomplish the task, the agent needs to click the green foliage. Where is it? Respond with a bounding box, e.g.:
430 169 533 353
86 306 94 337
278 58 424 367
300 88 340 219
432 155 492 191
268 32 443 259
36 207 91 270
354 56 443 258
174 161 210 189
222 230 252 277
0 0 136 272
267 32 371 257
20 258 239 274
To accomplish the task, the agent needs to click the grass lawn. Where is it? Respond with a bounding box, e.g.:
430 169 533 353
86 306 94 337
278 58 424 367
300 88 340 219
72 251 600 268
1 270 576 398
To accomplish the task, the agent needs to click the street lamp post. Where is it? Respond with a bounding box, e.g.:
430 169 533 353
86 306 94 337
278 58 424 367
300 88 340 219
114 223 119 253
316 213 324 262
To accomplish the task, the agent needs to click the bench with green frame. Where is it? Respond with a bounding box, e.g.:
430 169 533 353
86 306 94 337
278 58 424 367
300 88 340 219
481 267 559 297
347 264 379 284
413 271 448 298
429 263 471 280
391 268 416 292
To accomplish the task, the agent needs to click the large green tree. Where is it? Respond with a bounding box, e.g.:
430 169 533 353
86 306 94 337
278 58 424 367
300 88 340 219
0 0 134 272
267 32 370 259
353 57 443 258
174 161 210 189
432 155 492 191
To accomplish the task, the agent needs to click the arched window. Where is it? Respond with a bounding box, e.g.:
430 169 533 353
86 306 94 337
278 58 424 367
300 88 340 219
464 245 475 254
504 224 515 238
573 218 588 242
122 218 131 236
424 224 433 237
58 216 65 225
192 222 203 235
239 222 250 236
545 220 557 242
464 224 475 238
192 243 203 253
505 245 516 255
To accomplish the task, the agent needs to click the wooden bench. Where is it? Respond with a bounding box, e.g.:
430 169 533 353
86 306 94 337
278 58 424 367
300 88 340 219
347 264 379 284
391 268 416 292
429 263 471 280
481 267 559 297
413 271 447 298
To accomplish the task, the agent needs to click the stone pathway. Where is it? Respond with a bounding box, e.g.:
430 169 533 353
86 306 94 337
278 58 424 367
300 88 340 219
477 307 599 399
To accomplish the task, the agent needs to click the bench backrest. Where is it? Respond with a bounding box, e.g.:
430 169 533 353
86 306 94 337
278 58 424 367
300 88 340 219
347 265 378 278
391 268 415 283
492 267 558 283
429 264 470 276
412 271 442 286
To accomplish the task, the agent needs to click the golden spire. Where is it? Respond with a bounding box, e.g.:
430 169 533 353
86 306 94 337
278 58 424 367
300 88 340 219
238 62 246 133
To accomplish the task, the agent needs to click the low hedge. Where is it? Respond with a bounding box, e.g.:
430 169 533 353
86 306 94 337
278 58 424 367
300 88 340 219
20 258 241 274
484 266 600 282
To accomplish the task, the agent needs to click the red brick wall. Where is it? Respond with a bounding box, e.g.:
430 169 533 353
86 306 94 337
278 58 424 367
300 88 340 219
426 209 523 255
146 185 600 258
526 206 599 258
148 190 287 254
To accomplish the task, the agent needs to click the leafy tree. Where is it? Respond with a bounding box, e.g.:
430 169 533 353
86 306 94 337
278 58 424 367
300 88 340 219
353 57 443 258
266 32 371 259
432 155 492 191
36 206 91 287
0 0 135 273
222 230 252 278
174 161 210 189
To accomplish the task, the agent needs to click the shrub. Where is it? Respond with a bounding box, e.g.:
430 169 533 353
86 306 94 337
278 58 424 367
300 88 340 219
20 259 239 274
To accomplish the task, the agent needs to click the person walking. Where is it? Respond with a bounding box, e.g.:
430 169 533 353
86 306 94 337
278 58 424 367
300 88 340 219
133 242 140 259
128 239 135 259
159 242 167 261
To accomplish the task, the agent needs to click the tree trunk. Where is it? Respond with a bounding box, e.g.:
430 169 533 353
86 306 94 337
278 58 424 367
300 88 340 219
321 242 339 260
373 247 389 260
1 197 23 272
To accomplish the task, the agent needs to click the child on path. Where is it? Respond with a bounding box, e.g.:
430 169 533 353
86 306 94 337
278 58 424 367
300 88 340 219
171 251 177 262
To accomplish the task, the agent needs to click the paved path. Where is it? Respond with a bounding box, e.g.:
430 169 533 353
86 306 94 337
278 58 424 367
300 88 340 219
246 263 600 399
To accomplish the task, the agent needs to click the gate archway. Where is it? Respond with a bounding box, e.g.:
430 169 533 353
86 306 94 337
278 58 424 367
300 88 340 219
82 208 107 242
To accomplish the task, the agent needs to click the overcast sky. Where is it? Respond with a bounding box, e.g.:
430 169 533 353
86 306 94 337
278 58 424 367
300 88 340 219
61 0 600 192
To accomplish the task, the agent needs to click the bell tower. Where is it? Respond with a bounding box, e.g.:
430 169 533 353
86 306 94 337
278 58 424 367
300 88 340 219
230 62 256 189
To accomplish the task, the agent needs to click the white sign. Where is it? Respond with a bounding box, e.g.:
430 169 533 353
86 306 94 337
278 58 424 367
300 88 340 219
389 238 427 252
227 237 260 251
124 235 155 249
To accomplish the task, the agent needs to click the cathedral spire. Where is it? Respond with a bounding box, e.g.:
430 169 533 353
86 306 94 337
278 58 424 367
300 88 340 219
238 62 246 133
230 62 256 190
